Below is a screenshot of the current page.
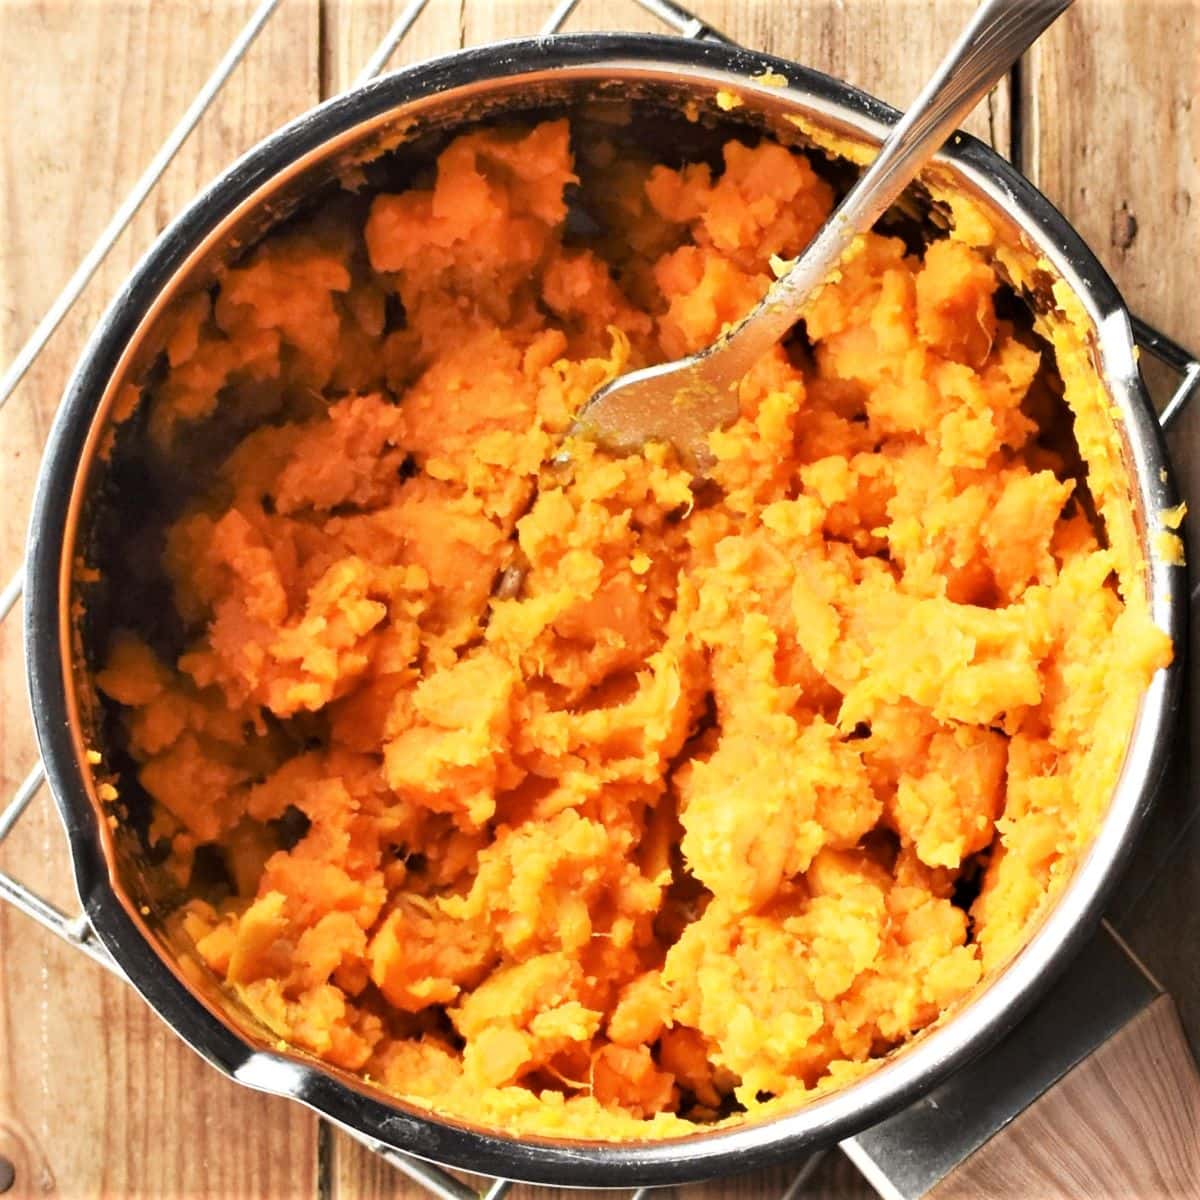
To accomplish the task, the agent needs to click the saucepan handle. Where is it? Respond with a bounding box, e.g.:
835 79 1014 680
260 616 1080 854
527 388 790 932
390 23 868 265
925 991 1200 1198
1133 315 1200 431
844 924 1200 1200
0 757 122 978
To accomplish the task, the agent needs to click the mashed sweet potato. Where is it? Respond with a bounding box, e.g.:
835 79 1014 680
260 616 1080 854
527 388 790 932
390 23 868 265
92 115 1172 1139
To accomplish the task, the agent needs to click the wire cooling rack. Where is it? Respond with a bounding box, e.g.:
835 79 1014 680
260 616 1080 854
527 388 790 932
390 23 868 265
1 3 1198 1199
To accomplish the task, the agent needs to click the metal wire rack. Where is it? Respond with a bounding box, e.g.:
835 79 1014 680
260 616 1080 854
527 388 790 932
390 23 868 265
1 2 1198 1198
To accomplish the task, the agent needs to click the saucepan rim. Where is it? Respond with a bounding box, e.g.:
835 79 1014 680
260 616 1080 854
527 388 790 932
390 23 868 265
23 31 1185 1187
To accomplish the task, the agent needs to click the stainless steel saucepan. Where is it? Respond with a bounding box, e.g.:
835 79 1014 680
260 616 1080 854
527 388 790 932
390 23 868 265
15 28 1200 1198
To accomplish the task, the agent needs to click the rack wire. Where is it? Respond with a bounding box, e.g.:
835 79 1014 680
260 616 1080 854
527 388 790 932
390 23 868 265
1 2 1198 1198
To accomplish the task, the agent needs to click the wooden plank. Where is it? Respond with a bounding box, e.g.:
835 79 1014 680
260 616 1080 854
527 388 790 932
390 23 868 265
757 0 1010 154
462 0 1010 153
321 4 472 1193
1021 0 1199 349
321 0 465 96
11 2 1195 1199
0 3 322 1198
330 2 987 1196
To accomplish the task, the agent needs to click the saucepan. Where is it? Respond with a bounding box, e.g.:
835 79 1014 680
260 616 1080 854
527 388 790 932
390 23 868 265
17 28 1198 1196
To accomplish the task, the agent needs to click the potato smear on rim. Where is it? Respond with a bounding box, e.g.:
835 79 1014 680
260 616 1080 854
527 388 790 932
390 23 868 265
93 116 1171 1140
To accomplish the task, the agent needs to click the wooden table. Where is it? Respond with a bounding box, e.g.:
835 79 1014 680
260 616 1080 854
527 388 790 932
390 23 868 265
1 2 1197 1197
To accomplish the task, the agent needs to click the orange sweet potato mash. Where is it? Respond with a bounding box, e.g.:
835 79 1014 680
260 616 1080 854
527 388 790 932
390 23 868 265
93 116 1172 1139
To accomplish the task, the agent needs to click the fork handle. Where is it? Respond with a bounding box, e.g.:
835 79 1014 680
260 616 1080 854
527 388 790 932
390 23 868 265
720 0 1075 374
